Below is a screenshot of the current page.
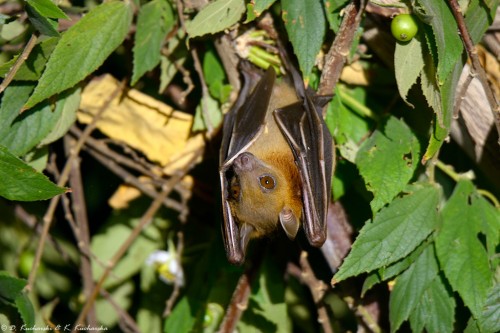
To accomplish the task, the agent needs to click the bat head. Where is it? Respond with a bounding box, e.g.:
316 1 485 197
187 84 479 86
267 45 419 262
228 152 302 241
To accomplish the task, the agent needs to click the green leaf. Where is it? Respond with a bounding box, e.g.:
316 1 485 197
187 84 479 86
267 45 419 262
39 87 80 146
95 281 134 327
478 283 500 333
91 211 165 288
238 257 291 332
282 0 326 79
0 271 26 300
465 0 500 45
24 1 133 109
415 0 463 84
356 117 420 212
409 274 455 333
334 185 439 282
131 0 175 85
422 58 463 163
192 93 223 132
25 3 59 37
186 0 245 39
203 49 231 103
389 245 440 332
394 35 425 106
323 0 350 33
0 84 66 156
325 86 371 163
24 146 49 172
0 37 59 81
362 241 427 296
14 293 35 327
0 145 65 201
245 0 276 22
26 0 68 19
435 180 494 318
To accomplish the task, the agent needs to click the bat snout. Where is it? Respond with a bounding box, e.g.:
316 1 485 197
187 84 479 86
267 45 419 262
233 152 257 172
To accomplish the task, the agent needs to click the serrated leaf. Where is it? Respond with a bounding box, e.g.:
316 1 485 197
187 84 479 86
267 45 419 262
420 50 441 115
389 245 440 332
415 0 463 84
0 271 26 300
356 117 420 212
131 0 174 85
478 283 500 332
394 35 425 106
5 86 70 152
422 57 463 163
465 0 500 44
362 241 427 296
0 84 67 156
409 274 455 333
25 3 59 37
186 0 245 39
435 180 494 318
24 1 133 109
282 0 326 79
26 0 68 19
334 185 439 282
15 292 35 327
0 145 65 201
0 37 58 81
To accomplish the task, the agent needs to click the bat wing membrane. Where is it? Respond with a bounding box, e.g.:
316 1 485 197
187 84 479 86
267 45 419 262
274 91 333 247
219 67 277 264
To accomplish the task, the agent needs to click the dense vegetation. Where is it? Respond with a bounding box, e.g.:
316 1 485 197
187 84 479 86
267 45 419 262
0 0 498 332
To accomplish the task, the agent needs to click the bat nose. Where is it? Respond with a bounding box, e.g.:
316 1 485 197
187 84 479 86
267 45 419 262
234 152 255 172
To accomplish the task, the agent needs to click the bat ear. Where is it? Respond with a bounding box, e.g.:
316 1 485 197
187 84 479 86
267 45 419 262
279 207 300 240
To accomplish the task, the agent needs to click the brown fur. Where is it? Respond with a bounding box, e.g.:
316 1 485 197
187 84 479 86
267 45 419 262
228 80 304 238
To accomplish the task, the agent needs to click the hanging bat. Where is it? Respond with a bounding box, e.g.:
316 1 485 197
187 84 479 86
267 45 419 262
219 63 334 265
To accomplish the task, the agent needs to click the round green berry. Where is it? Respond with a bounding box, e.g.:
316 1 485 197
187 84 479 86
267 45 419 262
391 14 419 42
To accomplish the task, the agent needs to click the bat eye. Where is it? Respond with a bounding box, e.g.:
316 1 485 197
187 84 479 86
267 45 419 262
259 175 276 190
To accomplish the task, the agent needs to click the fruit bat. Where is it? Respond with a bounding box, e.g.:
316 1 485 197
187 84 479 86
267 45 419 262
219 63 334 265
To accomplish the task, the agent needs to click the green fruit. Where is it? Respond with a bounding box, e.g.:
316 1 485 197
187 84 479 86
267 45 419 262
18 251 35 277
391 14 418 42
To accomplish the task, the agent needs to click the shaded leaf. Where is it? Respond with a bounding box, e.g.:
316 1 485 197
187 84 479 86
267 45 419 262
356 117 420 212
334 185 439 282
0 37 59 81
14 293 35 328
186 0 245 39
282 0 326 79
435 180 494 318
25 1 133 109
25 3 59 37
245 0 276 22
409 275 455 333
415 0 462 84
389 245 440 332
0 84 66 156
394 35 425 106
0 145 65 201
131 0 175 85
478 283 500 333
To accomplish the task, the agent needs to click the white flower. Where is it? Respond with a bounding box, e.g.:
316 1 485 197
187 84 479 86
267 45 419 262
146 250 184 286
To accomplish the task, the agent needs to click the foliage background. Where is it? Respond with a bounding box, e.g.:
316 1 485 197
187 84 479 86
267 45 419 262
0 0 498 332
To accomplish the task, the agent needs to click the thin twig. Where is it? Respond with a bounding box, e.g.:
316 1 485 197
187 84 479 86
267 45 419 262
26 81 125 292
0 33 38 95
318 0 368 100
191 47 215 135
63 135 98 327
299 251 333 333
100 289 141 333
72 147 204 332
447 0 500 143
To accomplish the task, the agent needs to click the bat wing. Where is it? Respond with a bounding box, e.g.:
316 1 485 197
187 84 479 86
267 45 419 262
219 67 277 264
274 91 333 247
